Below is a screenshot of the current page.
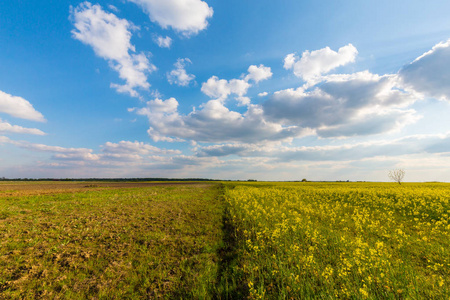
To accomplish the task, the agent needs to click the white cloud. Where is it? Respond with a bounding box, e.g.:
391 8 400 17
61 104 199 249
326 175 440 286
196 143 252 157
0 136 230 179
245 64 273 83
274 133 450 162
13 141 101 162
133 40 450 155
284 44 358 81
5 131 450 181
127 0 213 36
154 35 172 48
108 4 119 12
19 142 95 155
235 96 251 107
258 92 268 97
133 98 303 143
399 38 450 101
0 119 45 135
131 66 422 143
195 133 450 162
283 53 296 70
167 58 195 86
135 97 179 114
263 71 419 137
0 90 45 122
316 109 418 138
71 2 156 97
3 137 181 164
201 76 250 100
102 140 181 155
201 64 271 101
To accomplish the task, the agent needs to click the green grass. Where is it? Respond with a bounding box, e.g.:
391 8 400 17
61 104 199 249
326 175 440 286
0 183 226 299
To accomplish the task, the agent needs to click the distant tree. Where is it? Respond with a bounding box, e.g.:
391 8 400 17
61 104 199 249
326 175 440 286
301 178 307 182
388 169 405 185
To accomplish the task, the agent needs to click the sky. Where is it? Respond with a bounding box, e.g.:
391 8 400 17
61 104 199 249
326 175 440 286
1 0 450 181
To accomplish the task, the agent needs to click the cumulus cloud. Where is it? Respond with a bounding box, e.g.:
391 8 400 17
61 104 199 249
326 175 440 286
0 119 46 135
133 98 303 143
235 96 251 107
284 44 358 81
154 35 172 48
263 71 419 137
133 97 178 114
258 92 268 97
399 38 450 101
132 40 450 148
201 76 250 100
245 64 273 83
127 0 213 36
0 90 45 122
201 64 272 101
131 59 425 144
71 2 156 97
316 109 418 138
271 40 450 138
167 58 195 86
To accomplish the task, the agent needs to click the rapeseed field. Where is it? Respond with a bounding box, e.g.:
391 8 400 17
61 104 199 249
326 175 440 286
224 182 450 299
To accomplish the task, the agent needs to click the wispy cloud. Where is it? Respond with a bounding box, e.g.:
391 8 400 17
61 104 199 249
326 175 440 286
154 35 172 48
194 133 450 163
167 58 195 86
0 119 46 135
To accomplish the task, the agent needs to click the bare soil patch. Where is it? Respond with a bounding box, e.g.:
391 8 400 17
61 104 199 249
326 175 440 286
0 181 213 197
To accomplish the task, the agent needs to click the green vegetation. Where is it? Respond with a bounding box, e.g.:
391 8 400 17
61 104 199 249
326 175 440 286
0 183 225 299
1 181 449 299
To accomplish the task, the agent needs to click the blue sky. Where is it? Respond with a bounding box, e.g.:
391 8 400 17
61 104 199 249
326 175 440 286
1 0 450 181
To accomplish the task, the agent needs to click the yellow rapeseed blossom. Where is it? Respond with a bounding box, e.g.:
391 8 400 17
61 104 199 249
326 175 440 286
224 182 450 299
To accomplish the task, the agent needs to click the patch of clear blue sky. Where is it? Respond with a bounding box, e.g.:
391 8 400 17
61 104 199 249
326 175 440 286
1 0 450 152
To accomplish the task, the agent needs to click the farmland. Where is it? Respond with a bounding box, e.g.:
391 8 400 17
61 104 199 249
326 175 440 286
1 181 449 299
0 182 225 299
224 182 450 299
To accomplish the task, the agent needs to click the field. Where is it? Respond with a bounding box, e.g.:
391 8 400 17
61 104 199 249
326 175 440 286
1 181 449 299
0 182 226 299
223 182 450 299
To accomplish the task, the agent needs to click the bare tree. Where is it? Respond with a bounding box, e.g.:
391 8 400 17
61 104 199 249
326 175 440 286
388 169 405 185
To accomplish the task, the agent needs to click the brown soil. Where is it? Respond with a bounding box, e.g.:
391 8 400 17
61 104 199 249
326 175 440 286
0 181 213 197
